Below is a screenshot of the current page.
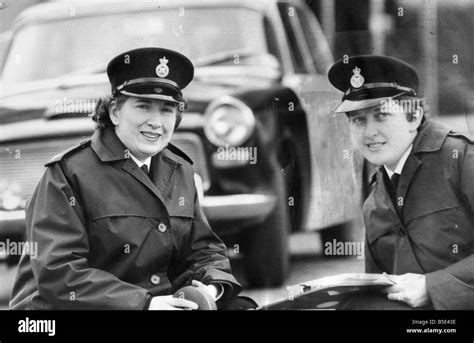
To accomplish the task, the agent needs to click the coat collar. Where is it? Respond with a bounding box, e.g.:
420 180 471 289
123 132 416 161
91 128 183 166
369 120 450 221
369 120 450 184
90 128 187 212
412 120 451 154
91 128 128 162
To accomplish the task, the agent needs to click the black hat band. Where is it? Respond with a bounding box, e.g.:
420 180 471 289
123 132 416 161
115 77 181 93
344 82 416 100
118 90 184 105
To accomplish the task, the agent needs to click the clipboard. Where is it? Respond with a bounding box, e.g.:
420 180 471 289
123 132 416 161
258 273 395 310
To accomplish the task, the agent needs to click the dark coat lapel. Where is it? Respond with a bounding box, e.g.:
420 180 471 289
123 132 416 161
121 158 169 208
91 128 176 209
149 151 179 202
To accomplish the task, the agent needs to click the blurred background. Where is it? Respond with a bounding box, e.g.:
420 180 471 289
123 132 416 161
0 0 474 309
2 0 473 118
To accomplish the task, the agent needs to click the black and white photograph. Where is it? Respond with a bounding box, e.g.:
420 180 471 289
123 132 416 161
0 0 473 338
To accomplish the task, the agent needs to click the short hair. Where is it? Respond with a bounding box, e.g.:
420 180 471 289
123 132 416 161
396 96 428 125
92 95 183 129
345 95 428 128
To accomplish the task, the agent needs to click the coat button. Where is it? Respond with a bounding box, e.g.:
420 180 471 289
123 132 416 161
150 275 161 285
158 223 167 233
398 229 406 237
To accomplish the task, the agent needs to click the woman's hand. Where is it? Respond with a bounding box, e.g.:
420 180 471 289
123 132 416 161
191 280 219 300
383 273 430 308
148 295 198 310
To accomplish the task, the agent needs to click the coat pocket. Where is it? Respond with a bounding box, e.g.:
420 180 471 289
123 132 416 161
88 215 171 273
167 197 195 219
402 178 462 223
167 198 195 235
404 203 460 224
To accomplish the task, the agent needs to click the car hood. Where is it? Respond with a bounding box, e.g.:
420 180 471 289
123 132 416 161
0 67 279 124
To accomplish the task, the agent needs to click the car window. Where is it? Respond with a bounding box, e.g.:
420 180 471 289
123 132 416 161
277 2 313 74
295 5 333 74
2 7 270 85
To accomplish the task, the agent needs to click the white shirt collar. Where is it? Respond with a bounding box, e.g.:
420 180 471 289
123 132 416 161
384 145 413 179
129 153 151 170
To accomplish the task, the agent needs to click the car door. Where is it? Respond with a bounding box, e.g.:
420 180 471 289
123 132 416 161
277 1 364 233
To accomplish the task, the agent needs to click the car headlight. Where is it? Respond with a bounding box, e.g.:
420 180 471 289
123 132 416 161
0 181 25 210
204 96 255 147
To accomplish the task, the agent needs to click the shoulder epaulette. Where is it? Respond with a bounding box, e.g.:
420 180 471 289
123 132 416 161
166 143 194 165
45 139 91 167
448 130 474 144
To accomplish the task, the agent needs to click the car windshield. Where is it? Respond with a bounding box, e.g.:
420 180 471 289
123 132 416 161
2 7 270 85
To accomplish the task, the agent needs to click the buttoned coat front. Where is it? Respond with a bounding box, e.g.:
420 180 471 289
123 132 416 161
10 128 240 310
364 120 474 310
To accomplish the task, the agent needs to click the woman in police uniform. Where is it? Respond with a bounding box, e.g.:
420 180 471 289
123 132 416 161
9 47 252 310
328 55 474 310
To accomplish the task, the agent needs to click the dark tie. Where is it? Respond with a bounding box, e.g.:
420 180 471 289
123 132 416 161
391 173 400 192
141 164 149 176
390 173 400 209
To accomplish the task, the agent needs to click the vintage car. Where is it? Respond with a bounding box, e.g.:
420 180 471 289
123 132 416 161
0 0 364 287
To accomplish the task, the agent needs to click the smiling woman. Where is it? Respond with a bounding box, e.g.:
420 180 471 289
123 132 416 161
9 47 256 311
93 96 181 162
346 102 422 170
328 55 474 310
109 97 178 162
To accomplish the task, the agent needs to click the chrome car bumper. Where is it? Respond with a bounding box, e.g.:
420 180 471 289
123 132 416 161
201 194 277 222
0 210 25 236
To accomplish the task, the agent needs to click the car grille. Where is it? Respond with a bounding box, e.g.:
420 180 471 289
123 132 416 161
171 133 210 191
0 133 210 208
0 138 84 204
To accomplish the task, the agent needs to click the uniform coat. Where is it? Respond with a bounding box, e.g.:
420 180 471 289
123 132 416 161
10 128 241 310
364 120 474 310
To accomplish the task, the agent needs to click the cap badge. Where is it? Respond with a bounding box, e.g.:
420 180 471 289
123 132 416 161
350 66 365 88
156 56 170 78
